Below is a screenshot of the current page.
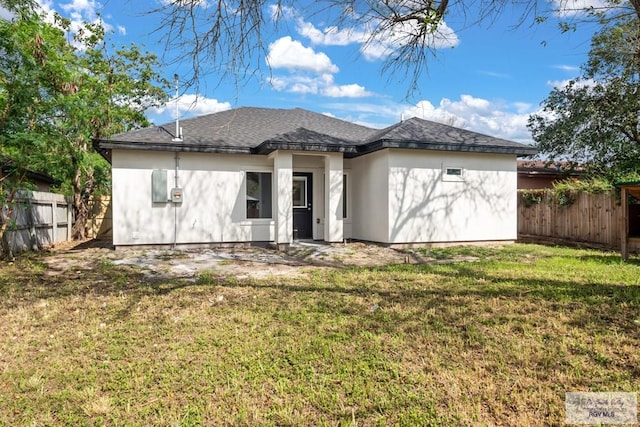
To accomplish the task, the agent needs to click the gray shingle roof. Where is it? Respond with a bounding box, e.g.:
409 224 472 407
103 107 374 147
95 107 537 158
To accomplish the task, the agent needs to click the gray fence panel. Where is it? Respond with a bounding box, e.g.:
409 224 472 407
1 191 72 254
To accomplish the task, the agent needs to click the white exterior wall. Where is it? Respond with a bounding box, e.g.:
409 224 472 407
324 153 344 242
111 150 274 246
350 150 390 242
273 151 293 245
343 159 352 239
111 147 516 246
386 149 517 243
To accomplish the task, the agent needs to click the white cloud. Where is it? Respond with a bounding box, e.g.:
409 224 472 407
478 70 511 79
35 0 123 49
547 78 573 88
266 37 373 98
546 78 596 89
60 0 100 17
151 94 231 119
268 75 320 95
269 4 365 46
320 96 540 143
553 64 580 73
117 25 126 35
35 0 55 21
0 4 15 20
297 21 367 46
266 36 339 74
322 83 372 98
158 0 212 6
401 95 537 143
274 5 459 61
551 0 611 16
269 73 373 98
361 20 459 61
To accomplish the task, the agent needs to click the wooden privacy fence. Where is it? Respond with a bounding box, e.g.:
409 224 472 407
517 190 638 251
1 191 72 254
86 196 112 239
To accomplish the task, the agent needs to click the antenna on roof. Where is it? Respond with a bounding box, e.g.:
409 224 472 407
172 74 183 142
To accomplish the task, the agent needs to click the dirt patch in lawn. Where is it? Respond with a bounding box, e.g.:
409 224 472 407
43 239 479 281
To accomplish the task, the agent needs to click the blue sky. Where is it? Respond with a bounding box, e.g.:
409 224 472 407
32 0 604 144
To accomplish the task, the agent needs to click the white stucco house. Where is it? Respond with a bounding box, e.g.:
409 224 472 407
94 107 536 249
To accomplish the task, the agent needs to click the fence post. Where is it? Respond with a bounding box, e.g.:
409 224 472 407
52 197 57 243
621 187 628 261
66 197 72 241
26 194 37 250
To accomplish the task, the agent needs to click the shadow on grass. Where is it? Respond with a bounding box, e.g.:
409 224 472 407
2 249 639 338
577 254 640 266
2 250 640 382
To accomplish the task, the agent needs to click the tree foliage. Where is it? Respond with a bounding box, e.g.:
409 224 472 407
528 15 640 180
0 1 169 247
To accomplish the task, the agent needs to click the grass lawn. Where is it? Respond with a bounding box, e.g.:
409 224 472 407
0 244 639 426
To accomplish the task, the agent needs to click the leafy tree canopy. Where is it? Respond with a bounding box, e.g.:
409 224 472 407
528 15 640 181
0 0 169 240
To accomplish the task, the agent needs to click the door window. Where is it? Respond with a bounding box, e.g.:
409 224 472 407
293 176 307 208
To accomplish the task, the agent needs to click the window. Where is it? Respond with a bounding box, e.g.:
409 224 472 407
293 176 307 208
342 174 347 219
246 172 272 218
442 165 465 182
446 168 462 176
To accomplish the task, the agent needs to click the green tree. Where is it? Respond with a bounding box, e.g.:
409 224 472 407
0 1 169 247
0 1 73 253
40 19 169 238
528 16 640 179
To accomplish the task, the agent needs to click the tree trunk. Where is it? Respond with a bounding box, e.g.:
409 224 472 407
71 166 85 240
0 188 18 259
70 165 96 240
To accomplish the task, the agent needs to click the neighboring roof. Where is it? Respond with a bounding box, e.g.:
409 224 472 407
0 155 56 185
95 107 537 160
517 160 584 178
615 181 640 199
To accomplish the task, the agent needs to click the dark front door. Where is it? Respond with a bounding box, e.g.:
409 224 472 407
293 172 313 239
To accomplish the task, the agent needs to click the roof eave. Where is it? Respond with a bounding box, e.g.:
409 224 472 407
93 137 538 160
94 139 253 156
252 140 355 155
355 139 538 157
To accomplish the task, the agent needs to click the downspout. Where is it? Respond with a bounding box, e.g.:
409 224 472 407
171 74 182 250
173 152 180 249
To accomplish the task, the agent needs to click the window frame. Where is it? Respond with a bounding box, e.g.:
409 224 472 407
245 171 273 219
292 175 308 208
442 165 465 182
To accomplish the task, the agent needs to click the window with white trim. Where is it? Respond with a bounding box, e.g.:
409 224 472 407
292 176 307 208
246 172 272 218
442 165 465 182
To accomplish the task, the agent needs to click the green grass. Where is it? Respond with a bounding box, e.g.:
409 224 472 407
0 244 639 426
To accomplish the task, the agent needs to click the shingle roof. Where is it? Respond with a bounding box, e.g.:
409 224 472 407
95 107 537 158
365 117 530 152
103 107 374 147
